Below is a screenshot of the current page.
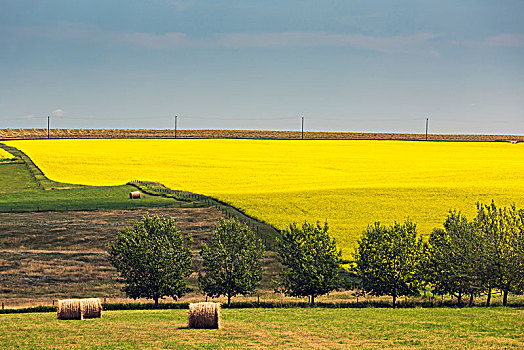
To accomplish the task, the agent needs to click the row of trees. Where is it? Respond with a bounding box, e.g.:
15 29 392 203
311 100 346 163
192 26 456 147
108 201 524 308
108 215 341 307
353 201 524 307
108 215 262 308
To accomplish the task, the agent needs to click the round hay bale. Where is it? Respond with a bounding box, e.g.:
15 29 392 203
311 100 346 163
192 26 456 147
57 299 83 320
188 302 221 329
129 191 141 199
81 298 102 319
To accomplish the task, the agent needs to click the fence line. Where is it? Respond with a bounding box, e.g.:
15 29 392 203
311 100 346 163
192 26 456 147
0 143 280 249
127 180 279 249
0 143 49 190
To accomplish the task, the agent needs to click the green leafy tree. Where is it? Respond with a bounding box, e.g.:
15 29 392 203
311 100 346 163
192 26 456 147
352 220 422 308
107 214 193 308
198 218 265 308
422 211 487 306
276 221 342 306
475 201 524 306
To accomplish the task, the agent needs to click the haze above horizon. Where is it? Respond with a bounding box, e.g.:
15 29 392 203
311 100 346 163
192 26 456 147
1 1 523 134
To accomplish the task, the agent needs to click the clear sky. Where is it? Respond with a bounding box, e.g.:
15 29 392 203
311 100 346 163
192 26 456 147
1 0 523 134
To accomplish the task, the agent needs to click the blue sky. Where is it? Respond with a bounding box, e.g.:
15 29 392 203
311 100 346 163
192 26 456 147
1 0 523 134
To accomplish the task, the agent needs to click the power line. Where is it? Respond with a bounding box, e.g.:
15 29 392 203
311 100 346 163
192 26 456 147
1 115 299 122
319 117 427 122
54 116 173 121
3 114 519 123
178 115 297 121
0 116 48 121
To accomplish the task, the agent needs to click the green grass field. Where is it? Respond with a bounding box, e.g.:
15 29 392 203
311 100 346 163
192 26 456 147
1 308 523 349
0 162 188 212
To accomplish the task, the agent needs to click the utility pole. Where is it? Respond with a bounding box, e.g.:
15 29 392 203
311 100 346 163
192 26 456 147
47 116 50 139
301 116 304 140
174 115 178 138
425 117 429 141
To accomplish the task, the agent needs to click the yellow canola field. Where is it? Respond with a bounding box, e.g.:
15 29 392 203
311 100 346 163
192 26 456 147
6 139 524 257
0 148 14 160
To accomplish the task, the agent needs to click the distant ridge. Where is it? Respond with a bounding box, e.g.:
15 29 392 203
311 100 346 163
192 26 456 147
1 128 522 142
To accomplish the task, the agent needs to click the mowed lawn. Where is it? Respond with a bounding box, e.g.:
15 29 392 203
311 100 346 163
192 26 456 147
1 308 523 349
6 139 524 257
0 162 179 212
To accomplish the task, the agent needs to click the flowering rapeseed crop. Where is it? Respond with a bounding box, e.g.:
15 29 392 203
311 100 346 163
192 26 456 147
6 139 524 257
0 148 13 160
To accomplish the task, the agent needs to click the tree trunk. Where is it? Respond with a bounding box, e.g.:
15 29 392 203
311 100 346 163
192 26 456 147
228 295 231 308
392 294 396 309
154 297 159 309
468 292 474 307
310 295 315 306
486 287 491 307
503 287 509 306
457 292 462 307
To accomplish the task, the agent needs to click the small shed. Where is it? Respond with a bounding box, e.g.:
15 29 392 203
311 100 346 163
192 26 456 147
129 191 141 199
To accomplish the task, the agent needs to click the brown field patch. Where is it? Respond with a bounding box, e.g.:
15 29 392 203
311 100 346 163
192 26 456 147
1 128 523 142
0 207 224 304
0 207 223 252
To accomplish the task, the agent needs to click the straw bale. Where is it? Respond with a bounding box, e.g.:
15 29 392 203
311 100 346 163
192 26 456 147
81 298 102 319
57 299 83 320
188 302 221 329
57 298 102 320
130 191 141 199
